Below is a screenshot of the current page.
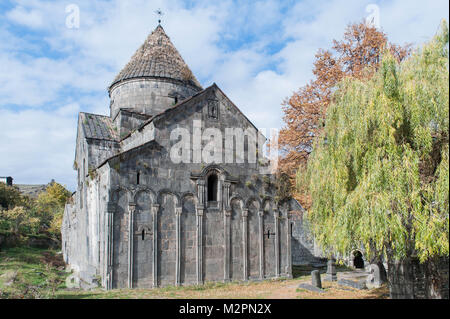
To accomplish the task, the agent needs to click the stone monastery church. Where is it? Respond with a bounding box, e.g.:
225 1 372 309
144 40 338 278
62 25 317 290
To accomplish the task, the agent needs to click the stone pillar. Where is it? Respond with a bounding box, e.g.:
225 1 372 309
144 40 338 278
127 202 136 289
223 182 231 209
286 212 293 278
274 209 280 278
196 179 205 285
223 181 231 283
151 204 159 287
258 210 264 279
196 207 204 285
175 206 182 286
242 209 248 281
197 180 205 207
218 179 223 210
312 270 322 288
223 209 232 282
105 202 115 290
325 258 337 281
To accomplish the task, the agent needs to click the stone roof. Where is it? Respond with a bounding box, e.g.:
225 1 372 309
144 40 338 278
110 25 202 90
80 113 119 141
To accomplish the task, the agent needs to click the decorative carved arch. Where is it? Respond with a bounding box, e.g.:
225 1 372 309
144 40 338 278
230 195 244 212
198 164 225 178
190 164 238 183
133 187 157 205
136 224 152 233
157 189 181 207
230 194 244 204
245 196 261 211
262 196 275 213
110 187 132 203
181 192 198 206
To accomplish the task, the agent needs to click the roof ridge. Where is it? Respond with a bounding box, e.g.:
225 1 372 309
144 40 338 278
80 112 110 118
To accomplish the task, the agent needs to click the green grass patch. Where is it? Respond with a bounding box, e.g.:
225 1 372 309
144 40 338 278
0 246 69 298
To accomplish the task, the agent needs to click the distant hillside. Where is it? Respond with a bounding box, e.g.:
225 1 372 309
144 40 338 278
14 184 48 199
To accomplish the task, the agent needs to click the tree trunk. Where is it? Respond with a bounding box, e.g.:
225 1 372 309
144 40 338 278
387 256 449 299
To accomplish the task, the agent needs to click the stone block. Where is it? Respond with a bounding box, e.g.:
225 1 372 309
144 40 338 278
311 270 322 288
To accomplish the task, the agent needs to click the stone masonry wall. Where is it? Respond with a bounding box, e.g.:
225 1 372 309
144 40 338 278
100 86 293 288
63 85 301 290
290 211 323 265
109 78 200 119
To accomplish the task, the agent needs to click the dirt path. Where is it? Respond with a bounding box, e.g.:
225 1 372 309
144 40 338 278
267 278 389 299
266 280 308 299
56 277 389 299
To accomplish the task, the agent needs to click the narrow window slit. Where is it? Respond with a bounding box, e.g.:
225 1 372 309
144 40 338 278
207 174 218 202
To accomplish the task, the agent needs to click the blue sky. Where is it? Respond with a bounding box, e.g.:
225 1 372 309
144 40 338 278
0 0 448 191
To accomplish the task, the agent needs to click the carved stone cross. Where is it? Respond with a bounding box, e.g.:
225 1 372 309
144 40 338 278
265 229 276 239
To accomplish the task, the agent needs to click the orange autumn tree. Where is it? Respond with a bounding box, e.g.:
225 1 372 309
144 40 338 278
278 21 411 208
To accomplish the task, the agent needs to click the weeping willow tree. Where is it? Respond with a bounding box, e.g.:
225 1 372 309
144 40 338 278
300 21 449 264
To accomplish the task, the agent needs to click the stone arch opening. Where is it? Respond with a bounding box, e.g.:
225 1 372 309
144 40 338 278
353 250 364 269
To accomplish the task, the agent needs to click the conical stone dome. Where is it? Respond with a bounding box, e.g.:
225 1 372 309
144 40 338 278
110 25 202 90
109 25 203 119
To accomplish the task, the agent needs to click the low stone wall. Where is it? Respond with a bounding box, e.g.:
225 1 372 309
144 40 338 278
388 256 449 299
26 235 60 249
290 211 323 265
0 233 60 250
0 233 20 249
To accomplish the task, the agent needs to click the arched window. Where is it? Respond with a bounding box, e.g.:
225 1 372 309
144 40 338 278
207 174 218 202
137 171 140 185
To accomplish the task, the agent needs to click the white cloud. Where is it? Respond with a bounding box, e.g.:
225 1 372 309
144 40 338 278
0 0 448 190
0 106 77 189
6 6 45 29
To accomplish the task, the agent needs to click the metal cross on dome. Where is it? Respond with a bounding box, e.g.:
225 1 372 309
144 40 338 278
155 8 164 25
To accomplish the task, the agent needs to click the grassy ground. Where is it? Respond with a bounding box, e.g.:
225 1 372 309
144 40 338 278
0 246 67 298
0 247 390 299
